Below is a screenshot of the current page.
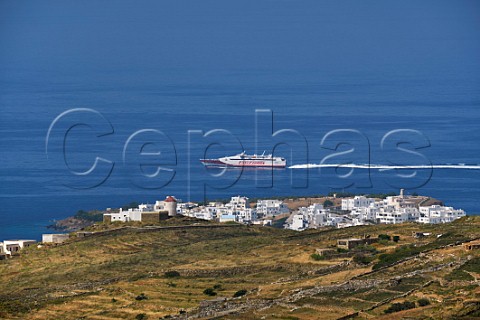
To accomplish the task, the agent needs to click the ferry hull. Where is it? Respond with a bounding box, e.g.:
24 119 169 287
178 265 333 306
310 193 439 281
200 152 287 168
200 159 286 168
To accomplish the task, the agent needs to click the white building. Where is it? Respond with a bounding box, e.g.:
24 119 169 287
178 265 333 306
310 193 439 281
105 208 143 222
350 206 378 222
1 240 37 256
104 195 181 222
418 205 466 224
193 211 215 221
42 234 69 244
375 206 414 224
236 208 257 223
285 191 467 230
290 214 306 231
154 196 178 216
256 199 290 217
341 196 375 211
227 196 249 210
300 203 327 227
327 213 348 227
138 203 154 211
189 205 218 220
177 202 198 215
219 213 237 223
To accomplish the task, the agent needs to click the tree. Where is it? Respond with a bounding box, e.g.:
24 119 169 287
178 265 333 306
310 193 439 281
378 234 391 241
233 289 247 297
353 253 371 265
164 271 180 278
418 298 430 307
384 301 416 314
135 293 148 301
203 288 217 296
311 253 325 261
393 235 400 243
323 200 334 207
122 201 140 210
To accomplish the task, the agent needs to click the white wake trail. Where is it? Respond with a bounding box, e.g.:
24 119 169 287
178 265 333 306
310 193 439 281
288 163 480 170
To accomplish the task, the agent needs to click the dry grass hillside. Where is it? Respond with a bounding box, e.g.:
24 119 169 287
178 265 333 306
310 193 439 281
0 216 479 320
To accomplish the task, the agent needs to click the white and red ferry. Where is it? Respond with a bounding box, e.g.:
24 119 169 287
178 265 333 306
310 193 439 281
200 151 286 168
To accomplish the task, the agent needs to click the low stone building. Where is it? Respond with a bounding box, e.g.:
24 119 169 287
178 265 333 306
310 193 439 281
412 232 431 238
42 234 70 244
315 248 336 256
463 240 480 251
337 238 378 250
141 211 170 223
103 208 170 223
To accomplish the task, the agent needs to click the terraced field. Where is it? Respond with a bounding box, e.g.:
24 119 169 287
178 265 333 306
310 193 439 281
0 216 479 319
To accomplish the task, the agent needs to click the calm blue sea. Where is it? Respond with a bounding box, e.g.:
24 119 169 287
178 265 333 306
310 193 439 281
1 0 479 240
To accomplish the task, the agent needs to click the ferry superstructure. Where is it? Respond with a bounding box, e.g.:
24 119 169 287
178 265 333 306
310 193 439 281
200 151 286 168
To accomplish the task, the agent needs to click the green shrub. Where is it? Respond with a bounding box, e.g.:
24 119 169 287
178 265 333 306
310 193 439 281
164 271 180 278
74 209 103 222
445 257 480 281
378 234 391 241
135 293 148 301
393 235 400 242
418 298 430 307
323 200 334 207
233 289 247 297
355 244 377 253
122 202 140 210
373 244 420 270
337 248 349 253
311 253 325 261
384 301 416 314
135 314 147 320
352 254 372 265
203 288 217 296
271 217 288 229
213 284 222 290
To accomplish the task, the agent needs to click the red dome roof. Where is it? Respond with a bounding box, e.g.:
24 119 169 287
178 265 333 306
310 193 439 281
165 196 177 202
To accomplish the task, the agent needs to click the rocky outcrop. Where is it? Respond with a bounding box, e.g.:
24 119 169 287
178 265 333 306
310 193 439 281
47 216 94 232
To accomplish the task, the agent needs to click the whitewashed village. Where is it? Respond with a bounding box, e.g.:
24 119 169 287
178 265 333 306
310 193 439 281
101 190 466 230
0 190 467 260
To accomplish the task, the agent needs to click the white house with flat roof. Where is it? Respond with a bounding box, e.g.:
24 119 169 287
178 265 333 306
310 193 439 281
290 214 307 231
219 213 236 223
341 196 376 211
418 205 466 223
256 199 290 217
236 208 257 223
42 234 70 244
138 203 154 211
193 211 214 221
104 208 143 222
226 196 249 211
1 240 37 256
